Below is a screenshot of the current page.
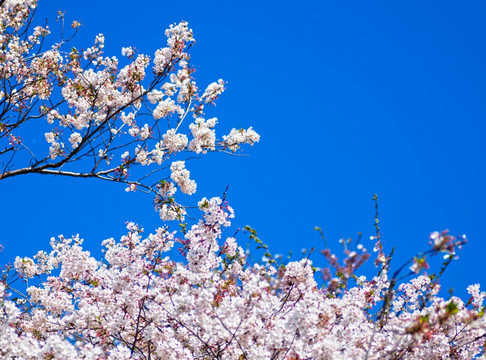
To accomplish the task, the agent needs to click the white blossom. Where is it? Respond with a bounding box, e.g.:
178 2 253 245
68 132 82 149
162 129 188 153
170 160 196 195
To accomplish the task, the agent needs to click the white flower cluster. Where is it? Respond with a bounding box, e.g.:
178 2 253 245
157 202 186 221
223 127 260 152
68 132 82 149
184 197 234 274
44 131 63 159
153 98 181 119
124 183 137 192
467 283 486 308
154 21 194 74
121 46 134 57
170 160 196 195
133 142 164 166
14 256 38 278
201 79 225 104
162 129 188 153
189 117 217 154
139 123 151 140
157 180 177 198
83 33 105 63
116 54 149 91
171 66 197 103
223 237 238 257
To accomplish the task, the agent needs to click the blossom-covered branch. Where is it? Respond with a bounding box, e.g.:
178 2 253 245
0 0 259 221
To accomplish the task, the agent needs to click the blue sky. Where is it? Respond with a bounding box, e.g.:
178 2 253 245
2 0 486 299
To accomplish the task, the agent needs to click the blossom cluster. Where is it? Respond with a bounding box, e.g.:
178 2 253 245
170 160 196 195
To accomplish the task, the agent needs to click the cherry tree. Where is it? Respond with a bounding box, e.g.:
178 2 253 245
1 1 486 359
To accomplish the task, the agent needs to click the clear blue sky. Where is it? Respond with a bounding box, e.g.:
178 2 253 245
2 0 486 299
